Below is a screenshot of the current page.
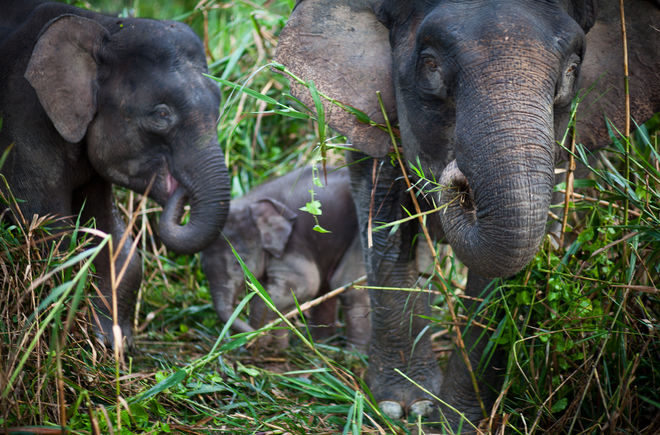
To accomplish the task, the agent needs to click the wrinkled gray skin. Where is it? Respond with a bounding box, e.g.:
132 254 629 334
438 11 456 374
202 167 370 350
277 0 660 429
0 1 230 346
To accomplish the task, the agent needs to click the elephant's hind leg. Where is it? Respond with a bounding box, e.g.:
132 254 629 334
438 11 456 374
438 271 504 431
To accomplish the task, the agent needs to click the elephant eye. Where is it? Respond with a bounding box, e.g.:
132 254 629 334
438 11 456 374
424 57 438 71
154 104 172 119
554 53 581 107
418 52 447 100
148 104 176 132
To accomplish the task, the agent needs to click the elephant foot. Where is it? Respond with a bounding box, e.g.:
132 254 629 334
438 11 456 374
379 401 405 419
366 359 443 420
253 328 289 352
409 399 436 417
346 340 368 355
379 398 436 420
435 345 502 432
91 306 133 350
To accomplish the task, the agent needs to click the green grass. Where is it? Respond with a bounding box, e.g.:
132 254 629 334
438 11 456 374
492 119 660 433
1 1 659 433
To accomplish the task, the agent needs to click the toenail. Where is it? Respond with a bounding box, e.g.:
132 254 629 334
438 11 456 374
409 399 435 417
379 400 404 419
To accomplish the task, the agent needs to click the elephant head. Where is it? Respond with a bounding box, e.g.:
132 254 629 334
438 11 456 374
202 198 298 334
385 1 597 278
277 0 597 278
25 13 229 254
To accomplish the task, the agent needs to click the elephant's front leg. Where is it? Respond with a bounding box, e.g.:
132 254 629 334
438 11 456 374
348 153 442 419
75 178 142 347
439 271 504 431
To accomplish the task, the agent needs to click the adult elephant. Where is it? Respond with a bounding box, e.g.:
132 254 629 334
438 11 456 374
0 1 230 346
276 0 660 429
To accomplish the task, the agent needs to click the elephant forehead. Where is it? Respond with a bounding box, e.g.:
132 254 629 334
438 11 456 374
111 67 216 105
225 205 253 229
100 18 206 69
419 1 576 53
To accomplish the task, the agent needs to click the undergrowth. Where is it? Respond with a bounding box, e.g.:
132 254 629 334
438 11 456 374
1 0 658 434
492 119 660 433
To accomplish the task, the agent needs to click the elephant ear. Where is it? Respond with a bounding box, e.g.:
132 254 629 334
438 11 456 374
565 0 598 32
25 15 108 143
276 0 395 157
249 199 298 258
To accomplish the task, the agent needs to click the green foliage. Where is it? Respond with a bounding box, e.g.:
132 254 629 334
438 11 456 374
482 120 660 433
300 172 332 234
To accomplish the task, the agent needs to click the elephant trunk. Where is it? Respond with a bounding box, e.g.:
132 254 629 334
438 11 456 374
159 140 230 254
214 285 256 334
439 81 556 278
201 242 257 335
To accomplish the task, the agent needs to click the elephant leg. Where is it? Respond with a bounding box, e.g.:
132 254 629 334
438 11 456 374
310 297 338 341
331 236 370 351
201 243 255 334
75 178 142 348
250 290 289 350
438 270 503 431
338 286 370 352
348 152 442 419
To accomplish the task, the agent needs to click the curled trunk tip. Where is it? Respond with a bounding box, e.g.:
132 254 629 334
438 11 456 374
438 159 551 278
158 157 230 255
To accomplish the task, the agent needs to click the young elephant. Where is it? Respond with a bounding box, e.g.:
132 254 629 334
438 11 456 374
0 1 230 346
201 167 370 350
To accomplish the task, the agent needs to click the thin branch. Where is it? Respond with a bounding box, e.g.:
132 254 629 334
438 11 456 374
619 0 631 230
560 126 577 246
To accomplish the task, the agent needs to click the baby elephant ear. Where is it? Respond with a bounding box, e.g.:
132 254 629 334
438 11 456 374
276 0 395 158
249 199 298 258
25 14 108 143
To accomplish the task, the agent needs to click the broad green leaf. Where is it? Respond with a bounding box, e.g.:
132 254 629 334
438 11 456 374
551 398 568 413
300 199 322 215
312 224 331 233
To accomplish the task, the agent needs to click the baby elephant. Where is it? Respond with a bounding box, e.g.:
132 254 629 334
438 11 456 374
202 167 369 350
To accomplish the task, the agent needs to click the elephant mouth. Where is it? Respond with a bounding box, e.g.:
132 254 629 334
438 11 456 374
440 160 476 223
156 141 230 254
154 165 194 232
149 166 183 207
166 172 180 198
